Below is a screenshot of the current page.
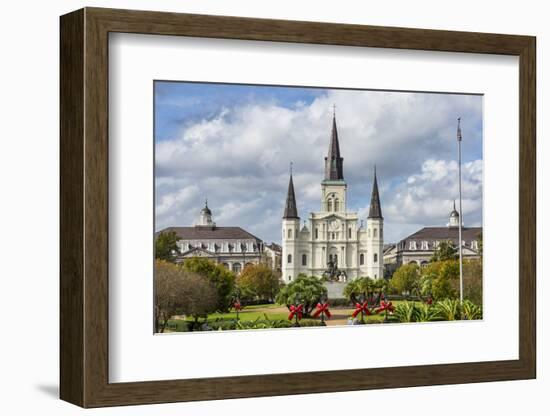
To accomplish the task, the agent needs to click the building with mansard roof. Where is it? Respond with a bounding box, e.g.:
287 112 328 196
281 113 384 282
383 202 482 278
159 201 264 274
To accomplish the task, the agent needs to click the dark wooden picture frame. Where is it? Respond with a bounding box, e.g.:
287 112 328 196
60 7 536 408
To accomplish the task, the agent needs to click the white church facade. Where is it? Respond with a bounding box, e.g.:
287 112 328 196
281 114 384 282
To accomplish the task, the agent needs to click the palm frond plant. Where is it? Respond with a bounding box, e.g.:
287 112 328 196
434 299 461 321
462 300 482 320
414 303 441 322
393 301 417 323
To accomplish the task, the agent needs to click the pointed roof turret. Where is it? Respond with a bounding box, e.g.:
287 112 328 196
324 111 344 181
368 166 383 219
283 167 299 219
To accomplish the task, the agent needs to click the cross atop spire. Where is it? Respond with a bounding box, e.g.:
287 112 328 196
324 111 344 181
368 166 383 219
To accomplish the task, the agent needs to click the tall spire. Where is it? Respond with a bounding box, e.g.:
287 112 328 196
324 111 344 180
368 166 383 219
283 168 299 219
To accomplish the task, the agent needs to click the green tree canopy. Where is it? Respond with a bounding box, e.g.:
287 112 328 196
237 263 281 303
275 275 327 316
430 240 458 262
420 259 459 300
155 230 180 262
182 257 236 312
343 277 373 304
390 263 420 297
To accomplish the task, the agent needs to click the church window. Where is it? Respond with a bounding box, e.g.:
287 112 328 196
315 228 319 239
409 241 417 250
421 241 429 250
232 263 242 274
334 199 339 211
373 228 377 238
302 254 307 266
332 233 336 240
348 227 352 238
374 253 378 263
288 276 292 281
360 253 365 265
287 254 292 264
327 199 333 212
288 228 292 239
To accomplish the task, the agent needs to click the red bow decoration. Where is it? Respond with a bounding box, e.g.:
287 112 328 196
425 297 433 306
352 302 371 318
233 301 242 311
376 301 395 314
288 304 303 321
312 302 332 319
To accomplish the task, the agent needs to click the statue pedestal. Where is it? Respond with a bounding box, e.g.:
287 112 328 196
324 281 347 300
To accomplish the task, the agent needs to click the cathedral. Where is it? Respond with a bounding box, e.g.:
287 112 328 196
281 114 384 282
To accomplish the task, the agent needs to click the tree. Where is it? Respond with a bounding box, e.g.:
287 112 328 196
183 257 236 312
237 263 281 302
343 277 373 304
421 260 459 300
154 260 217 333
463 258 482 305
390 263 420 297
155 230 180 262
430 240 458 262
275 275 327 317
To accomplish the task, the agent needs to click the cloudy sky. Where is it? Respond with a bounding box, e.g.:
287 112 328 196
154 81 483 244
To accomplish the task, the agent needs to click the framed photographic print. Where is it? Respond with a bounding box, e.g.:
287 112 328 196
60 7 536 408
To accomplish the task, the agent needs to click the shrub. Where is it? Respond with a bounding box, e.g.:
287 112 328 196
462 299 482 320
435 299 461 321
394 301 417 323
414 303 441 322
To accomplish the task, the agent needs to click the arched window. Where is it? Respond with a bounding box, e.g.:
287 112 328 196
348 227 352 239
360 253 365 265
334 199 339 211
315 228 319 239
232 263 242 274
287 254 292 264
373 228 377 238
374 253 378 263
222 263 229 269
288 228 292 238
327 199 333 212
302 254 307 266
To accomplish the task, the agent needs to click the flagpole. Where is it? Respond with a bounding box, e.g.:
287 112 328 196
457 118 464 304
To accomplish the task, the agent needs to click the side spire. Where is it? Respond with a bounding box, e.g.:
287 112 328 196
283 164 299 219
324 110 344 180
368 166 383 219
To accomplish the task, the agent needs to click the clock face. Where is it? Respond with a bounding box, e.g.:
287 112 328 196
329 219 340 231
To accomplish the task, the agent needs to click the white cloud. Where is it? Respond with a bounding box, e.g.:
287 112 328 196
155 89 483 244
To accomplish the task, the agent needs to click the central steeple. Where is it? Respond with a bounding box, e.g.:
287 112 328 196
324 111 344 181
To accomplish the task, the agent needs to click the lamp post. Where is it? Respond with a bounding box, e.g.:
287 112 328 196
456 118 464 305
